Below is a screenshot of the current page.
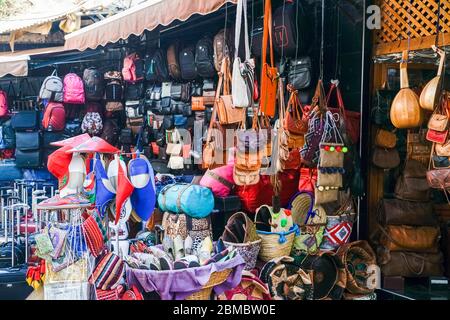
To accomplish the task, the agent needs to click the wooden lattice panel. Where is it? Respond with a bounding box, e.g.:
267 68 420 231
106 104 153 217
374 0 450 56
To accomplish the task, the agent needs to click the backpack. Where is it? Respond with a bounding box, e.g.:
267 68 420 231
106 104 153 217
42 102 66 131
179 45 197 81
63 73 85 104
83 67 104 101
273 0 309 57
101 119 119 145
86 101 103 114
105 80 123 102
145 49 169 82
0 119 15 149
82 111 103 136
167 41 181 80
39 70 64 102
195 36 215 78
213 28 233 72
122 53 144 83
0 90 8 117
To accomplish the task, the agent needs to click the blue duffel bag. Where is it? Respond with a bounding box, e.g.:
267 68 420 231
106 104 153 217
158 183 214 218
0 159 23 181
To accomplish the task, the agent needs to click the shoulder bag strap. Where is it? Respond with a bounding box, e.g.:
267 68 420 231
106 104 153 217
400 251 426 276
233 0 250 61
205 60 225 144
261 0 275 68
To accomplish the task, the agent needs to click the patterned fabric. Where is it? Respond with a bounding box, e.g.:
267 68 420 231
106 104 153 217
162 212 188 240
89 252 124 290
82 215 105 258
96 285 124 300
300 112 324 165
186 215 212 252
320 215 354 251
223 241 261 271
81 112 103 135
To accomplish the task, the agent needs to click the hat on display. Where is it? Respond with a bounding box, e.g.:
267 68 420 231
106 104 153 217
94 153 116 217
107 156 127 192
60 152 86 198
66 136 119 154
51 133 91 147
115 154 134 224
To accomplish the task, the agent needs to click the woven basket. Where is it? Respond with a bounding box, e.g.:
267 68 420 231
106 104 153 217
185 269 232 300
223 239 262 270
257 225 299 262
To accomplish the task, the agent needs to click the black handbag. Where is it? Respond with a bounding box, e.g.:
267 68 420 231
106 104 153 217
160 97 172 115
11 111 39 131
288 57 312 90
119 128 134 145
15 131 40 151
162 115 174 130
202 79 214 92
155 130 166 147
64 119 82 137
170 83 182 101
182 103 192 117
125 82 144 100
43 131 68 149
15 149 41 168
191 82 203 97
181 83 191 102
171 100 186 114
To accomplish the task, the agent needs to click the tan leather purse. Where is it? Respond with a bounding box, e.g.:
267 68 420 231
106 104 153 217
235 150 262 171
435 141 450 156
233 166 260 186
191 96 205 111
216 57 246 125
259 0 278 117
375 129 397 149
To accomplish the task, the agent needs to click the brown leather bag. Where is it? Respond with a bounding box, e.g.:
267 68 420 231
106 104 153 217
235 151 262 171
372 147 400 169
191 96 205 111
377 250 444 277
167 41 181 80
427 144 450 196
378 224 440 253
259 0 278 118
216 58 246 125
375 129 397 149
233 166 260 186
428 93 449 131
280 148 301 171
394 159 430 201
285 85 308 135
378 198 438 226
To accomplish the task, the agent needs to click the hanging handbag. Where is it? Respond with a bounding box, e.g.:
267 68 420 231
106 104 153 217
435 141 450 156
426 144 450 200
428 93 449 131
285 85 308 135
191 96 205 111
217 58 246 124
327 81 361 145
372 147 400 169
375 129 397 149
395 159 430 202
232 0 254 108
298 167 317 193
378 224 441 253
259 0 278 117
426 128 448 144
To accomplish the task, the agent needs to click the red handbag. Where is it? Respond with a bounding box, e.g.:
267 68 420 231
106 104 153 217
426 129 448 144
236 175 273 213
284 85 308 135
298 167 317 193
327 82 360 145
278 169 300 207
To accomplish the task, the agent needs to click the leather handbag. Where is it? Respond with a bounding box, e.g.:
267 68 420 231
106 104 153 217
435 141 450 156
191 96 205 111
377 250 444 277
217 58 246 124
288 57 313 90
394 159 430 202
170 83 182 101
377 198 438 226
327 81 361 145
233 166 260 186
427 144 450 201
428 96 449 131
235 151 262 171
298 167 317 193
11 111 39 131
280 149 301 171
284 85 308 135
378 224 440 253
259 0 278 117
372 147 400 169
15 149 41 168
168 155 184 170
181 83 192 101
15 131 40 151
426 128 448 144
375 129 397 148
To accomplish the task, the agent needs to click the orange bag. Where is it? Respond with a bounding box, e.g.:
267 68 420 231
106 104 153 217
259 0 278 118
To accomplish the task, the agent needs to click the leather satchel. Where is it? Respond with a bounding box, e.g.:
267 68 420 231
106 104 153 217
426 128 448 144
284 85 308 135
372 147 400 169
235 151 262 171
280 148 301 170
428 114 449 132
191 96 205 111
378 250 444 277
394 159 430 202
378 198 438 226
233 166 260 186
218 95 245 124
435 141 450 156
378 224 440 253
375 129 397 149
259 0 278 117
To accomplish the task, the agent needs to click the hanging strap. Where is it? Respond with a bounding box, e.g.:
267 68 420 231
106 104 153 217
234 0 250 61
261 0 274 68
287 84 305 121
205 58 226 144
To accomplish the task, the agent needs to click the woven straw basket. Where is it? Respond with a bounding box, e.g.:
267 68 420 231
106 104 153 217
223 239 262 270
185 269 232 300
257 225 299 262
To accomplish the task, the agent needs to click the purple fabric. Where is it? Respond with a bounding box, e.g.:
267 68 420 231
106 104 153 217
126 255 246 300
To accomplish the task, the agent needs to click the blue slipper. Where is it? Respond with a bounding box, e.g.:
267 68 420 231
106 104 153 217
94 153 115 217
129 155 156 221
